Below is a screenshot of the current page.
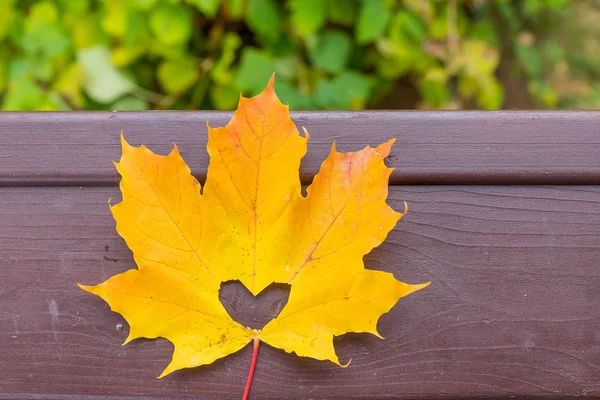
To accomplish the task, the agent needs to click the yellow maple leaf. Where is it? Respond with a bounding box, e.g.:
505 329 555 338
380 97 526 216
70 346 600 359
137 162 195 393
79 76 429 391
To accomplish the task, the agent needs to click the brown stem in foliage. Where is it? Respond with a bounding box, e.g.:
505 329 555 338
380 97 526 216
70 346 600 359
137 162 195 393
242 337 260 400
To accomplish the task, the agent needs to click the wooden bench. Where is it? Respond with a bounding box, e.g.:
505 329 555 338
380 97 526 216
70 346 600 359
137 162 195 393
1 111 598 399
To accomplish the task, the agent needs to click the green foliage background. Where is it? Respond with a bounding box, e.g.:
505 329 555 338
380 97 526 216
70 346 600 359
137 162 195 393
1 0 599 111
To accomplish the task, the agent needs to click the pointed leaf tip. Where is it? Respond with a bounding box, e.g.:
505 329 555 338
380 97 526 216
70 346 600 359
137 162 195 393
119 131 128 147
123 333 136 346
302 126 310 140
400 201 408 217
157 369 170 379
119 132 136 156
401 281 431 298
375 139 395 158
158 360 180 379
267 72 275 90
77 283 96 294
256 72 276 100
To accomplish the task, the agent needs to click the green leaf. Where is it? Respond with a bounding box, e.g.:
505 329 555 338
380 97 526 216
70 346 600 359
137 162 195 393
0 0 17 9
186 0 221 18
419 68 449 108
123 11 150 48
211 33 242 85
516 43 543 78
73 15 109 49
462 40 500 78
336 71 371 109
210 84 239 110
46 91 72 111
376 45 420 78
390 11 426 44
0 0 17 12
326 0 356 26
275 80 314 110
470 21 499 46
78 46 135 103
356 0 391 44
7 8 24 45
457 75 477 97
33 58 55 82
402 0 433 20
273 54 303 79
112 11 150 66
57 0 91 13
315 71 371 109
7 59 31 81
130 0 160 10
377 16 425 78
543 41 564 63
234 48 276 95
112 46 144 67
101 0 128 38
313 79 336 108
52 63 85 108
428 13 448 40
226 0 245 19
150 4 193 45
523 0 543 16
546 0 570 9
28 1 58 24
2 78 45 110
22 1 71 57
7 56 53 83
0 4 16 40
475 76 504 110
263 34 298 57
310 30 352 73
289 0 326 36
529 81 558 107
157 58 199 93
246 0 281 42
112 96 149 110
0 60 6 93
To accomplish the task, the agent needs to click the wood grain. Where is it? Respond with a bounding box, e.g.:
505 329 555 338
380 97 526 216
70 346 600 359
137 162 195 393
1 186 598 399
1 111 600 186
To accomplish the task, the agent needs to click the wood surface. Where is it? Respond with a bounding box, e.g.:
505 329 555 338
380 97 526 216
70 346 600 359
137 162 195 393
1 111 600 186
0 185 598 399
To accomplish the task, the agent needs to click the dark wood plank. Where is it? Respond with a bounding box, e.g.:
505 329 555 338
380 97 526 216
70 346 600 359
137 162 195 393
1 111 600 186
0 186 598 399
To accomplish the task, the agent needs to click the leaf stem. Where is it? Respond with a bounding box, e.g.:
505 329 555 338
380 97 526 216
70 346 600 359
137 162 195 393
242 337 260 400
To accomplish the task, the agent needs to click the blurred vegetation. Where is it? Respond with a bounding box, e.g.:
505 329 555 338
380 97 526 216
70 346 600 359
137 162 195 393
1 0 599 111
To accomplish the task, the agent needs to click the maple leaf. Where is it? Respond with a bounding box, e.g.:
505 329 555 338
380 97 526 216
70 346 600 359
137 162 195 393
79 75 429 396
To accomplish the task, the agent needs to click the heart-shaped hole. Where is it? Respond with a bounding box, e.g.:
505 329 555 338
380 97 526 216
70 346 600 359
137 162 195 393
219 281 291 330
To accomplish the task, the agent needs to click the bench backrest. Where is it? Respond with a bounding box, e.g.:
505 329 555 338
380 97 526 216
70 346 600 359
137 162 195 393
0 111 598 399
